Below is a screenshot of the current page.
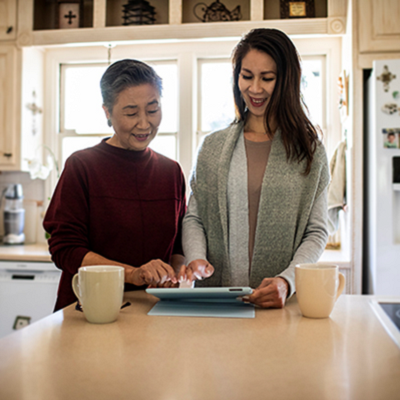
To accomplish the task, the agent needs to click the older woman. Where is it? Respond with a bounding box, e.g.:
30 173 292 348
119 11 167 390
44 59 186 310
183 29 329 308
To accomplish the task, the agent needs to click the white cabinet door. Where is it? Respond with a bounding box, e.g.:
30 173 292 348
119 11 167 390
0 0 17 40
0 45 44 171
0 262 61 339
0 45 20 168
358 0 400 53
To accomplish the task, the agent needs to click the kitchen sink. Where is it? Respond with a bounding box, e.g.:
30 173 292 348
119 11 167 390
370 296 400 350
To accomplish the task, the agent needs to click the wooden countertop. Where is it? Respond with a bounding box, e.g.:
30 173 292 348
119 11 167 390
0 292 399 400
0 243 51 262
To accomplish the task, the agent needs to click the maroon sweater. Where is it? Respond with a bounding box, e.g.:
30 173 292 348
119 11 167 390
43 140 186 311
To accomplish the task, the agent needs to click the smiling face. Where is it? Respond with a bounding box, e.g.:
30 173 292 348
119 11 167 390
104 83 162 152
238 49 277 121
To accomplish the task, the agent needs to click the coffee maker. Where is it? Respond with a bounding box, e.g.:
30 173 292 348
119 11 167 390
3 184 25 245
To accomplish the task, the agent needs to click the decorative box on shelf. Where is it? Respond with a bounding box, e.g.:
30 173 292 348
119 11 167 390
193 0 242 23
57 0 83 29
280 0 315 19
122 0 157 26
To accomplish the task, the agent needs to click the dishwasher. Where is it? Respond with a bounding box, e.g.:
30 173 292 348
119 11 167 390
0 261 61 339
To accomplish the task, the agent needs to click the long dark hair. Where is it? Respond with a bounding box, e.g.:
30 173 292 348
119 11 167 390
232 28 320 175
100 59 162 114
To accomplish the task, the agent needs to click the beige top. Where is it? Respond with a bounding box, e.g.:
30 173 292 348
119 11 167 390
0 243 51 262
0 291 399 400
244 137 271 267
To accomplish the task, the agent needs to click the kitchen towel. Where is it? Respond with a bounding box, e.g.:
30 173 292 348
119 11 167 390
327 140 347 234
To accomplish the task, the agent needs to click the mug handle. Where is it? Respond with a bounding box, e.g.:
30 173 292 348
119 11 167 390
72 273 81 301
335 272 346 301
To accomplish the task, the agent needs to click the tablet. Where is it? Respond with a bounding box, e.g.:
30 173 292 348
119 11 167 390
146 287 253 303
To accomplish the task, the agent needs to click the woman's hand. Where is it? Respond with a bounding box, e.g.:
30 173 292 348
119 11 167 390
126 259 178 286
148 280 179 288
244 277 289 308
176 259 214 283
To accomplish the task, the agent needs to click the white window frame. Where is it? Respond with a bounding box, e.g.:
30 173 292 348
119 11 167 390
59 62 110 169
197 57 235 147
43 36 342 202
294 37 342 160
301 54 327 131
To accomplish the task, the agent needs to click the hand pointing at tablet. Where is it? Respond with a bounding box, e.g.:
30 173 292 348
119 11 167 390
177 259 215 284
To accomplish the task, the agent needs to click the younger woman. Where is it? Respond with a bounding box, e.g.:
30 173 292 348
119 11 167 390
182 29 329 308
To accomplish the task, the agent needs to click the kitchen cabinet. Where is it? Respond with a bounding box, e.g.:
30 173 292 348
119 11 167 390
0 0 17 41
0 44 44 171
0 45 20 169
358 0 400 53
0 245 55 339
0 260 60 339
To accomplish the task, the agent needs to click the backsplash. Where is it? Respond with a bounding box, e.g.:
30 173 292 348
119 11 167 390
0 171 46 243
0 171 45 197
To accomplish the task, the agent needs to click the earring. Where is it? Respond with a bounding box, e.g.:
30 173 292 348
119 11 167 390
241 96 248 113
107 119 112 127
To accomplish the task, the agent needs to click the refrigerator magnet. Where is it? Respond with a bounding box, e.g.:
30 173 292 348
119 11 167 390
383 128 400 149
377 65 397 92
381 103 398 115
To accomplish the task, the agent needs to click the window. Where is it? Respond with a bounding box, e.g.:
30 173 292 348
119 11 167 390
300 56 326 130
60 60 178 166
49 37 340 189
197 55 327 145
198 59 235 141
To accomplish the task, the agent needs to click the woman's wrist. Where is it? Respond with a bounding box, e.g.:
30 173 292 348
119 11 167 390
170 254 185 273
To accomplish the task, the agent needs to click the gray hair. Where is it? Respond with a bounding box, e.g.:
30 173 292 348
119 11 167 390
100 59 162 113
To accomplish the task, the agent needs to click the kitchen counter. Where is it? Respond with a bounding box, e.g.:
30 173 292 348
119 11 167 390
0 292 399 400
0 243 51 262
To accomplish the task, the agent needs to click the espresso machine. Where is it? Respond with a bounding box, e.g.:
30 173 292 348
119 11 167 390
3 184 25 245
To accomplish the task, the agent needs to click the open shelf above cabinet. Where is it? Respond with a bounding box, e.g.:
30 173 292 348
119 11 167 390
33 0 94 30
22 0 343 47
29 18 334 46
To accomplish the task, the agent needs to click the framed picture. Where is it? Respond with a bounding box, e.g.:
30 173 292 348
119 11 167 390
280 0 315 19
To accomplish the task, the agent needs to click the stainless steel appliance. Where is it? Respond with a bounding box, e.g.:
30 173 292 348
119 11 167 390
3 184 25 245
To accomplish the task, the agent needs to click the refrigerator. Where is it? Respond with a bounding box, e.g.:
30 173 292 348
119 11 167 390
364 59 400 295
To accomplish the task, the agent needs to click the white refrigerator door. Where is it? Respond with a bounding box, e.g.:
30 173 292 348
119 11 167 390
368 59 400 295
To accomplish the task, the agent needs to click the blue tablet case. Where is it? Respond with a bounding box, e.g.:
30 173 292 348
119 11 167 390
146 287 255 318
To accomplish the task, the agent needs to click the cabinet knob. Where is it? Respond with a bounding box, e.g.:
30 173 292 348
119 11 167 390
6 26 13 34
3 153 12 158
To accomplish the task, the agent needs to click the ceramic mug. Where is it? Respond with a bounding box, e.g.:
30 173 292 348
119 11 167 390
295 263 345 318
72 265 124 324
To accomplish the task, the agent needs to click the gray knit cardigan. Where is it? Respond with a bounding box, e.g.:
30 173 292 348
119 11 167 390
190 122 330 289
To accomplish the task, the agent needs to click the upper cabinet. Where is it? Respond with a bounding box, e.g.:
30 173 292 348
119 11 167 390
358 0 400 53
0 0 17 40
0 45 44 171
0 45 19 169
16 0 347 47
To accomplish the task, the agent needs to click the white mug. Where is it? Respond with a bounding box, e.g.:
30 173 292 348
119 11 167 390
72 265 124 324
295 263 345 319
